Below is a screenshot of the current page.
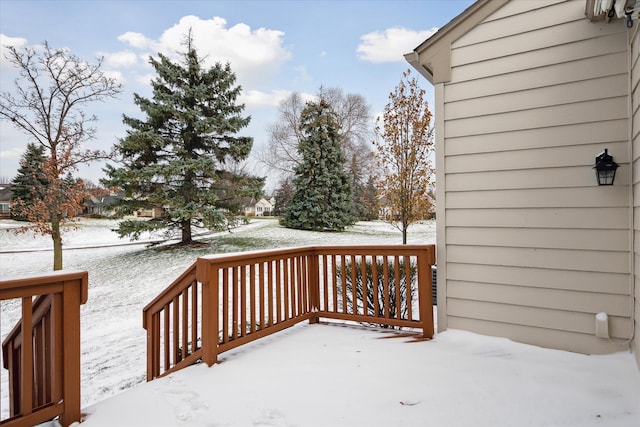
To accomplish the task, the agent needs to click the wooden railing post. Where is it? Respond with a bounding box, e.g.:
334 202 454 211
417 247 436 338
197 258 218 366
59 277 85 427
308 251 320 324
144 245 436 381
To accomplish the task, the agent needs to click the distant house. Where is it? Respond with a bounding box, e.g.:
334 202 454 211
133 207 164 219
243 197 275 217
406 0 639 367
0 184 12 219
82 191 123 218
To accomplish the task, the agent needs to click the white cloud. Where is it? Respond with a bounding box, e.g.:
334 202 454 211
240 88 316 111
356 27 438 63
118 32 155 50
0 145 24 160
114 15 291 89
0 34 28 67
135 73 156 86
101 50 139 68
293 65 312 85
241 89 293 108
102 69 126 85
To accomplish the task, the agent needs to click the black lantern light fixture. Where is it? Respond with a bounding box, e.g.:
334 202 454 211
594 149 619 186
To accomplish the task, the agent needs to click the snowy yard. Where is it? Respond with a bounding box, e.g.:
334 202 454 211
1 218 639 426
0 218 435 418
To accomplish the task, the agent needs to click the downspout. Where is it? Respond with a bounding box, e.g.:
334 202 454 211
434 82 447 332
626 21 638 349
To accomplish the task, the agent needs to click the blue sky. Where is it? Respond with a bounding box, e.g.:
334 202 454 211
0 0 474 189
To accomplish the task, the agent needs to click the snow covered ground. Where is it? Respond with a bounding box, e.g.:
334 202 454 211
1 218 639 426
0 218 435 419
67 324 640 427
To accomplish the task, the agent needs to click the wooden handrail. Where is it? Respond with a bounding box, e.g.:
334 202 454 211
142 263 201 381
144 245 435 380
1 270 88 427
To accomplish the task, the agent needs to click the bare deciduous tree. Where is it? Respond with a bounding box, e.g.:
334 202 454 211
259 87 374 177
0 42 121 270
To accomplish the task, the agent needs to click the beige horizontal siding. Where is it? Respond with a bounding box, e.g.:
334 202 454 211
446 141 628 173
446 187 630 209
447 245 629 274
445 74 627 120
486 0 566 22
446 166 629 191
446 207 629 229
447 227 629 251
437 0 632 356
451 32 628 83
446 52 628 101
445 97 628 138
445 120 628 156
447 263 630 295
447 299 631 339
448 281 630 317
448 317 630 355
461 0 578 43
453 17 622 67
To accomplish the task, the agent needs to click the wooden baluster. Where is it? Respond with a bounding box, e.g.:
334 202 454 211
372 256 380 318
21 296 33 417
405 256 413 321
249 264 256 333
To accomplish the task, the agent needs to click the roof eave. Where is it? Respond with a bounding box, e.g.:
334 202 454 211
405 0 508 84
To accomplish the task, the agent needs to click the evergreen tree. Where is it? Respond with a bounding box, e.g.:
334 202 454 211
348 152 368 220
10 143 49 221
281 99 354 231
361 176 380 221
104 34 254 244
273 177 295 216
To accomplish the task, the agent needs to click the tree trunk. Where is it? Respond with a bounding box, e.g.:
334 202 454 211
181 220 192 244
51 215 63 270
402 215 408 245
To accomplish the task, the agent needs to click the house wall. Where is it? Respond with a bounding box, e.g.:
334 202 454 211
440 0 632 354
631 19 640 367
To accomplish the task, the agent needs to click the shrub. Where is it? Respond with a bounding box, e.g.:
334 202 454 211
337 257 417 328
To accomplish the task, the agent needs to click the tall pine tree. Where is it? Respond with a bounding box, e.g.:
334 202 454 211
104 34 254 244
281 99 354 231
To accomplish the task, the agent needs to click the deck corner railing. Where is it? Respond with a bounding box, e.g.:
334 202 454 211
144 244 436 381
1 270 88 427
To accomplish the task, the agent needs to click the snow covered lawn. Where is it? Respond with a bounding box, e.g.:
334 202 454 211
1 218 639 426
57 324 640 426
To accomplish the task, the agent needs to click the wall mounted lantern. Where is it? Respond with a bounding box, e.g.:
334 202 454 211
594 149 619 186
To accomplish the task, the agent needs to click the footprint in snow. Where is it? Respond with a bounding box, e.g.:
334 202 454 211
253 409 293 427
163 390 209 423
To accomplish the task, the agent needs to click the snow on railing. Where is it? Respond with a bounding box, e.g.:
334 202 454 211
1 270 88 427
143 245 435 381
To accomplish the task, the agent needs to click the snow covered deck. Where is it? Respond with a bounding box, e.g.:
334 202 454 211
67 323 638 427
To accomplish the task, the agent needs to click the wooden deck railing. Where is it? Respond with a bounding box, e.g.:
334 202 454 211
143 245 435 380
1 270 88 427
